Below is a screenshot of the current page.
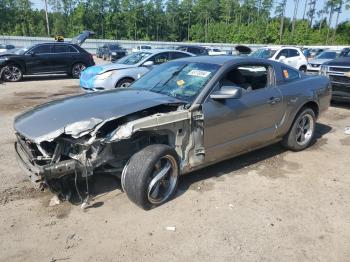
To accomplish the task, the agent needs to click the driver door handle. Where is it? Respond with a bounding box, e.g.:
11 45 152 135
268 97 281 105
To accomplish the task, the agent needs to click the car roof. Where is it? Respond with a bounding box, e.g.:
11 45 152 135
171 55 266 65
142 49 191 54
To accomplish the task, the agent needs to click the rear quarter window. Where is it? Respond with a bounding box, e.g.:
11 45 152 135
282 67 300 81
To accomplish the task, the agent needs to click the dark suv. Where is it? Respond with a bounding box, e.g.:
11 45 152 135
321 48 350 102
176 45 208 56
101 44 127 61
0 31 95 82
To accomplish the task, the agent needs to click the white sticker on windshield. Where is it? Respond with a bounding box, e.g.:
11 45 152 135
188 70 211 77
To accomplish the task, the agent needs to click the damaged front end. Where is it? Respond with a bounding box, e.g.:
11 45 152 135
14 101 201 200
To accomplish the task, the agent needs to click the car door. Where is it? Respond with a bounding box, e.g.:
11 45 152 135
25 44 53 74
285 49 301 69
202 63 284 163
51 44 71 72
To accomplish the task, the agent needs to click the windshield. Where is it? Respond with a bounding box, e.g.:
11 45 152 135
14 46 32 55
131 61 220 102
315 51 338 59
115 52 151 65
250 48 277 59
110 45 122 50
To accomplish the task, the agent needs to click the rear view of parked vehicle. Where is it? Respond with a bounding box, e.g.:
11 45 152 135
176 45 209 56
250 46 308 71
80 49 193 91
101 44 127 61
0 31 95 81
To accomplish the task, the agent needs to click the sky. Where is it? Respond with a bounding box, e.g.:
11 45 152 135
32 0 349 27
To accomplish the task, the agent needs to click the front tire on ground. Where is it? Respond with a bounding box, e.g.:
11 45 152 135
116 78 134 88
299 66 307 72
71 63 86 78
281 108 316 151
122 144 180 210
2 64 23 82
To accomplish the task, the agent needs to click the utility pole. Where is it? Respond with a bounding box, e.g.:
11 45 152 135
187 11 191 41
44 0 50 36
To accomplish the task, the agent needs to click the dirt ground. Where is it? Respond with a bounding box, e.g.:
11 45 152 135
0 63 350 262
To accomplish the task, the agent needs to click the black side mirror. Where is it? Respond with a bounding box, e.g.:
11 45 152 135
27 51 35 56
210 85 242 100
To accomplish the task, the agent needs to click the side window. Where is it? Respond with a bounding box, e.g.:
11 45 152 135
288 49 300 57
53 45 68 53
149 52 170 65
276 49 288 59
170 52 190 60
67 45 78 53
188 47 199 54
31 44 51 54
282 67 300 81
221 64 269 92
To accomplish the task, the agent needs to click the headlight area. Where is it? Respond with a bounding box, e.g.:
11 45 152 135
319 65 328 76
95 70 115 81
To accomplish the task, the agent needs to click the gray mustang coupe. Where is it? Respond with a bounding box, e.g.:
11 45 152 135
14 56 331 209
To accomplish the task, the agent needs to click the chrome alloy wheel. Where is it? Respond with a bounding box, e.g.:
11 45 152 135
3 66 22 81
296 114 314 146
147 155 178 205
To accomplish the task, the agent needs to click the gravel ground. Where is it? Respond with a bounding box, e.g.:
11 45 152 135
0 62 349 262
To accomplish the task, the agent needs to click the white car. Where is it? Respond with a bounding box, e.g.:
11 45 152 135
132 45 152 53
205 47 227 56
250 47 308 71
307 50 340 74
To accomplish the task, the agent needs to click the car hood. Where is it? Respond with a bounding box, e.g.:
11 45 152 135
14 89 184 143
324 57 350 66
308 59 332 65
0 52 19 58
82 63 137 77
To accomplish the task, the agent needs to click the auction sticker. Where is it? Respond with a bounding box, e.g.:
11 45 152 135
188 70 211 77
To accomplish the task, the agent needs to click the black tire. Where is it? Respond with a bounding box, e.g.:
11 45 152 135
122 144 180 210
116 78 134 88
281 108 316 151
299 66 307 72
2 64 23 82
71 63 86 79
103 55 106 60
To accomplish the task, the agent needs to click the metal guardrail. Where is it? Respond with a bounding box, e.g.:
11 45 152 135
0 35 348 54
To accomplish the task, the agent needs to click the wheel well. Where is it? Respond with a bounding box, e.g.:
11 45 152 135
301 101 319 119
299 65 307 70
116 77 135 87
3 62 24 73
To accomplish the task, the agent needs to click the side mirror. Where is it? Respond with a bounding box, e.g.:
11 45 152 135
143 61 154 67
278 55 286 62
210 85 242 100
27 51 35 56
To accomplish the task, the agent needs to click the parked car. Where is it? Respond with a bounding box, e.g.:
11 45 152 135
305 48 325 60
320 55 350 102
132 45 152 53
307 50 340 74
96 46 104 58
339 47 350 57
205 47 227 56
101 43 127 61
14 56 331 209
80 49 193 91
0 31 94 81
0 44 15 53
176 45 209 56
250 46 308 71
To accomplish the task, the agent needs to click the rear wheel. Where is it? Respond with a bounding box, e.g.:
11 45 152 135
282 108 316 151
122 144 180 210
71 63 86 78
2 64 23 82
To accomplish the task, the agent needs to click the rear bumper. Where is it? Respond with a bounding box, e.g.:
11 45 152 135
15 141 82 187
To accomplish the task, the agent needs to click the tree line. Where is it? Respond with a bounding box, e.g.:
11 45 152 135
0 0 349 45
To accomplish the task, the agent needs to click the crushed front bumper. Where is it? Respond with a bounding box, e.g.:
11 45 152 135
14 141 83 187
